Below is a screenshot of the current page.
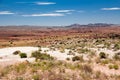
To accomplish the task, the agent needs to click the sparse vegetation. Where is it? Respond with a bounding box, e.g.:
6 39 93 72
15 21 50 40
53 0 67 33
108 64 119 70
0 60 119 80
113 64 119 70
66 57 70 61
31 51 54 60
0 27 120 79
108 64 113 69
101 59 109 65
13 50 21 55
99 52 106 59
72 55 84 62
67 50 75 55
114 44 120 51
19 53 27 58
113 53 120 60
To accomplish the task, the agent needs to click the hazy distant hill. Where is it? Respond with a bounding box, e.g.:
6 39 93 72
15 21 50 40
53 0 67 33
66 23 115 28
0 23 119 28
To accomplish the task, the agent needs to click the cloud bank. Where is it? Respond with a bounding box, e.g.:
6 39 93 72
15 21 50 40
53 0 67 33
101 7 120 10
16 2 56 5
22 13 64 17
0 11 14 15
35 2 56 5
55 10 75 13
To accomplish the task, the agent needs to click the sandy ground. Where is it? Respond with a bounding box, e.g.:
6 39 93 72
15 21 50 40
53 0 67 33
90 48 120 58
90 48 120 75
47 49 73 60
93 63 120 76
0 47 120 76
0 47 73 66
0 47 39 66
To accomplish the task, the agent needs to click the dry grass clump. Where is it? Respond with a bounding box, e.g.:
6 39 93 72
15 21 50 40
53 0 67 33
108 64 119 70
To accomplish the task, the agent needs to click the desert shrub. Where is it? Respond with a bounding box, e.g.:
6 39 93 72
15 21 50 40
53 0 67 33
108 33 120 39
66 57 70 61
19 53 27 58
31 51 54 60
14 63 28 73
114 44 120 51
38 46 42 52
99 52 106 59
31 51 41 58
95 71 101 79
32 74 40 80
72 56 80 61
79 48 90 54
13 50 21 55
95 39 105 45
108 65 113 69
113 64 119 70
101 60 109 65
104 42 111 49
67 50 75 55
72 56 84 62
0 66 11 77
108 64 119 70
39 54 54 60
89 52 96 58
113 53 120 60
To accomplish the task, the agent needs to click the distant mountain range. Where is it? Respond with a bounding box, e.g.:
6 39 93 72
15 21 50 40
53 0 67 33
0 23 119 28
66 23 117 28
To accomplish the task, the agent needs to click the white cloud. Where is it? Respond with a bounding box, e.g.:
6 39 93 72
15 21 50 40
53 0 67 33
35 2 56 5
101 7 120 10
0 11 14 15
22 13 64 17
55 10 75 13
16 2 56 5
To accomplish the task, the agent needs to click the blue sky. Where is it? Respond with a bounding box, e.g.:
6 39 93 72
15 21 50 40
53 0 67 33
0 0 120 26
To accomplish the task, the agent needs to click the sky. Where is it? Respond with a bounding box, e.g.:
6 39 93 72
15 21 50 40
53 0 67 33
0 0 120 26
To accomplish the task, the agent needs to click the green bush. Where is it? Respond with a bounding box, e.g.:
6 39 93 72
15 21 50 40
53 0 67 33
108 65 113 69
13 50 21 55
31 51 54 60
113 64 119 70
31 51 41 58
101 60 109 65
108 64 119 70
19 53 27 58
99 52 106 59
